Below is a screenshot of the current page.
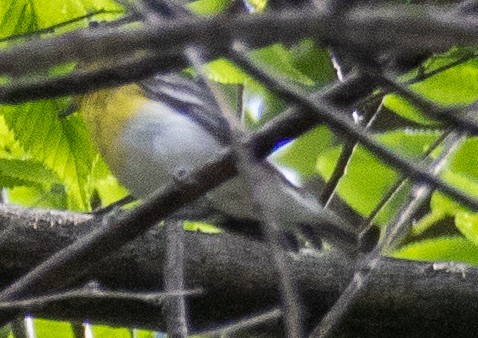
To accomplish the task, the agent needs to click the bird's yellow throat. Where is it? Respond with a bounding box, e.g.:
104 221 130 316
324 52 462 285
78 84 150 174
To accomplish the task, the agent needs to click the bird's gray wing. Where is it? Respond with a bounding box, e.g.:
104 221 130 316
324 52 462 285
140 74 232 145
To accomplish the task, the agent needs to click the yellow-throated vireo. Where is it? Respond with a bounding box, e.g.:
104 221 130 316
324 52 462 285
77 73 358 252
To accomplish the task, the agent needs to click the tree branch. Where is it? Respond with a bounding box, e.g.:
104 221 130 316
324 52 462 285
0 4 477 99
0 206 477 336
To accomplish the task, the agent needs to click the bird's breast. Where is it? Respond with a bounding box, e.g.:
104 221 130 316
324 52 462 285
117 102 225 198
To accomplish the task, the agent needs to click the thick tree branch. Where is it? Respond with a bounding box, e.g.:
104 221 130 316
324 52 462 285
0 206 477 336
0 5 477 103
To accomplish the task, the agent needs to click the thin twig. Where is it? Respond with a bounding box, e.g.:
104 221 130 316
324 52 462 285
229 42 478 212
310 128 468 337
196 307 282 337
186 45 302 338
375 73 478 135
0 51 189 103
320 139 353 205
163 220 188 338
320 90 382 207
405 52 478 85
361 127 452 230
91 194 136 215
0 288 201 310
1 5 478 76
139 3 192 337
10 318 28 338
70 322 84 338
3 204 478 333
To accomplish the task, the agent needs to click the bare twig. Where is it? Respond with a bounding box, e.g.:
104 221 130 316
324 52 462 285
1 4 478 332
320 78 382 207
375 73 478 135
10 318 28 338
163 220 188 338
1 5 478 77
0 288 200 310
405 52 478 85
362 128 452 228
229 42 478 212
138 3 193 337
310 129 468 337
186 45 302 337
196 307 282 337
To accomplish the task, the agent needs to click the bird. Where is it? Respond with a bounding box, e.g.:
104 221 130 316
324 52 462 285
75 72 360 253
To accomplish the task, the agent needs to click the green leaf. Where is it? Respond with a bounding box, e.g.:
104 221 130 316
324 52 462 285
250 44 314 86
0 0 123 46
94 174 129 207
384 58 478 125
204 59 248 84
34 319 75 338
456 212 478 246
183 221 222 233
188 0 231 15
0 325 12 338
432 171 478 216
425 136 478 237
0 158 61 189
61 113 101 209
447 137 478 178
1 100 98 210
9 185 68 209
411 59 478 105
416 48 477 78
133 329 155 338
33 0 123 31
30 0 88 28
290 39 337 86
75 0 124 16
203 47 316 125
429 137 478 217
0 114 69 209
317 145 400 220
391 237 478 266
315 129 440 220
91 324 131 338
270 125 335 180
0 0 35 40
382 93 440 126
377 129 442 157
0 116 23 159
202 45 314 88
411 210 447 236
